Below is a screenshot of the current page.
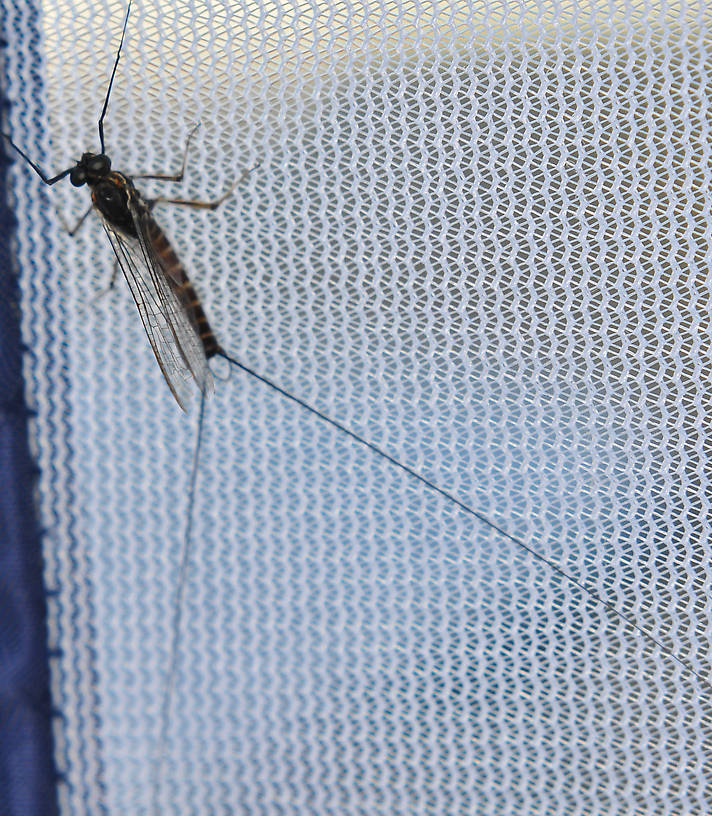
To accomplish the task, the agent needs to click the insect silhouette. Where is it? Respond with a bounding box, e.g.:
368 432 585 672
3 1 709 813
2 0 234 410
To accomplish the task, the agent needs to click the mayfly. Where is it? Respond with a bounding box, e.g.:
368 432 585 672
3 2 709 811
3 0 228 410
3 0 707 693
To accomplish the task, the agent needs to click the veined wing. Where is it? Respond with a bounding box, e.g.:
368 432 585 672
102 211 213 410
128 200 215 394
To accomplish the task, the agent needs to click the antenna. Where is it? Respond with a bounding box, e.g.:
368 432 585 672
98 0 132 154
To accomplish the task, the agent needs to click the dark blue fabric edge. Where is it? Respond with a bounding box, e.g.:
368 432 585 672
0 19 61 816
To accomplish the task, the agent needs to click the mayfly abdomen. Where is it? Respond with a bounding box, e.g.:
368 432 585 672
145 216 221 359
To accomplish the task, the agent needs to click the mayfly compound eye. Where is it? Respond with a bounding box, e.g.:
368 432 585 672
88 154 111 173
69 166 87 186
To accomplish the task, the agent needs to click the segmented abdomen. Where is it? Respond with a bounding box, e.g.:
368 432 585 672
145 217 221 359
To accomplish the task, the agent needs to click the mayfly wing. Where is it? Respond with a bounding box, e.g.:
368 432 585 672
101 199 213 410
136 207 222 362
103 222 192 410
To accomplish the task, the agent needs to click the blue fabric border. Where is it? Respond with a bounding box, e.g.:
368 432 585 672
0 32 61 816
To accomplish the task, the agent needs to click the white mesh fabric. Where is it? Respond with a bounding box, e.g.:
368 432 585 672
3 0 711 814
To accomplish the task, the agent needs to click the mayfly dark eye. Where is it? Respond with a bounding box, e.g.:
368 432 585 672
69 166 86 186
88 154 111 173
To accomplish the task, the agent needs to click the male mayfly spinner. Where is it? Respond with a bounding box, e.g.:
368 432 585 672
3 8 707 773
2 0 232 410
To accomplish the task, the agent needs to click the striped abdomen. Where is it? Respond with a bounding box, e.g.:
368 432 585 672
145 216 221 359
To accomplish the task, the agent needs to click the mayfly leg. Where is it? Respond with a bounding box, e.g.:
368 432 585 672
146 164 256 211
56 204 94 236
133 122 202 183
52 202 121 299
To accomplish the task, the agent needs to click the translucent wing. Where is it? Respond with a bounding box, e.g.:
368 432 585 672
101 206 213 410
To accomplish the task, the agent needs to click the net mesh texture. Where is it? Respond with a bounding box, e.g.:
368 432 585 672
2 0 711 814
